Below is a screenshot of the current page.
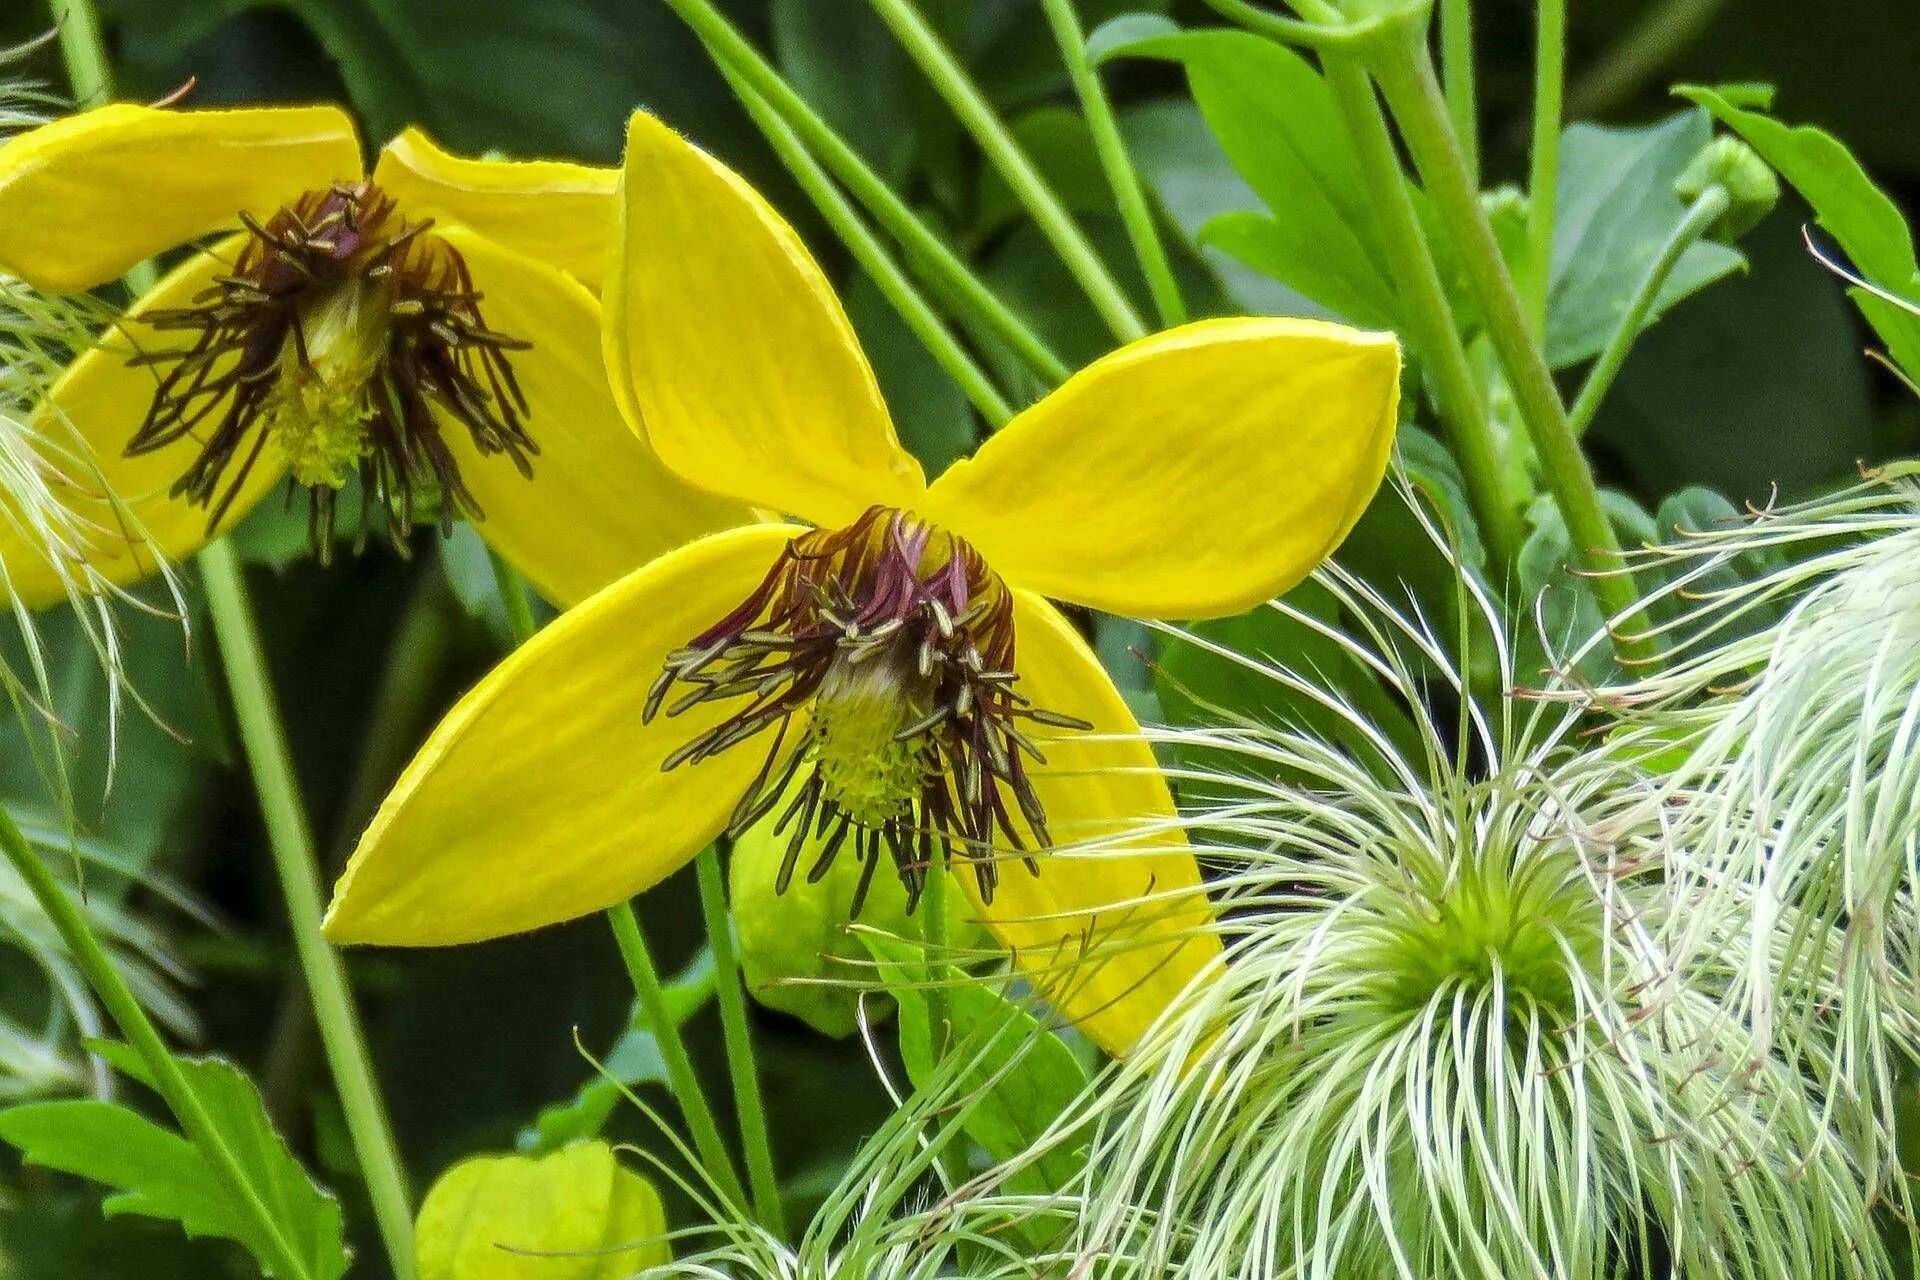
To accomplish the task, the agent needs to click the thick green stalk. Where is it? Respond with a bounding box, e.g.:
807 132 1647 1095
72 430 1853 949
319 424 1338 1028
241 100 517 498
1041 0 1187 329
607 901 752 1211
481 554 756 1217
198 541 416 1279
1524 0 1566 336
1367 32 1655 655
865 0 1148 345
48 0 111 105
1568 187 1730 438
725 70 1014 426
1437 0 1479 185
694 848 784 1236
0 806 314 1280
660 0 1071 385
1322 58 1522 569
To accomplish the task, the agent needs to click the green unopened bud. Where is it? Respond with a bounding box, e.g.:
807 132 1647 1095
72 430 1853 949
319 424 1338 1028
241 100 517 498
731 795 983 1038
1675 136 1780 242
415 1142 668 1280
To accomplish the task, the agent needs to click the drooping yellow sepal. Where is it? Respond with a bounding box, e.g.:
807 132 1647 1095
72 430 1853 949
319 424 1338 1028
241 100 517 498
0 104 363 293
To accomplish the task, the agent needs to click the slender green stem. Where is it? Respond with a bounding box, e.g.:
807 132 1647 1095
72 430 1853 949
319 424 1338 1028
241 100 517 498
48 0 111 105
724 70 1013 427
607 901 752 1211
694 847 784 1237
916 863 968 1190
486 547 538 646
1569 0 1732 118
1568 187 1730 438
1041 0 1186 329
198 541 416 1279
1437 0 1479 186
0 807 315 1280
1523 0 1566 337
865 0 1148 345
660 0 1071 386
1367 32 1655 656
481 553 758 1219
1201 0 1354 46
1322 58 1523 569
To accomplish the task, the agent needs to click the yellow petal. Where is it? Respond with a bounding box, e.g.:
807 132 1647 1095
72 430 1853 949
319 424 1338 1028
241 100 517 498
921 318 1401 620
372 128 617 291
0 104 362 293
962 591 1222 1059
603 111 922 525
324 524 803 946
0 241 285 609
437 227 749 608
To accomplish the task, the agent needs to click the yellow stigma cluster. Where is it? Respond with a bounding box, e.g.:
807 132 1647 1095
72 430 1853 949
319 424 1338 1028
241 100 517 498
266 280 388 488
807 648 933 827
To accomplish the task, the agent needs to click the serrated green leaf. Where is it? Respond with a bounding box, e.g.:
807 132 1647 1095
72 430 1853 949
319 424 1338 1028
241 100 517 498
75 1042 347 1280
1679 85 1920 380
1546 111 1747 368
0 1101 239 1240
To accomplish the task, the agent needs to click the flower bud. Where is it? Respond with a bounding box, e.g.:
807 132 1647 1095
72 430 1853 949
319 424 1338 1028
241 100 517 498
1675 136 1779 242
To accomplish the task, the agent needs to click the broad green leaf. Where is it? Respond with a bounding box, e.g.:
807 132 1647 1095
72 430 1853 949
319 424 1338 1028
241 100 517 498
518 950 715 1154
1099 26 1396 327
1086 13 1178 64
417 1143 668 1280
869 940 1089 1197
1680 85 1920 379
1545 111 1746 368
2 1046 345 1280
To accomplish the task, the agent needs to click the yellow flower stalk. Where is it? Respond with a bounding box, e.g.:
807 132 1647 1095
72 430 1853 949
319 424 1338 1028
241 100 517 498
0 103 742 607
324 111 1402 1057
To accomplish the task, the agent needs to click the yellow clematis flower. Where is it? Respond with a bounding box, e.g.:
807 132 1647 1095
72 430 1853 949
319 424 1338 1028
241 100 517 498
323 112 1401 1057
0 103 742 607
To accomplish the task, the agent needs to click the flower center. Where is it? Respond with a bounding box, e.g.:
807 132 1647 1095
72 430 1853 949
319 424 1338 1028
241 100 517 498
647 506 1090 912
125 181 538 558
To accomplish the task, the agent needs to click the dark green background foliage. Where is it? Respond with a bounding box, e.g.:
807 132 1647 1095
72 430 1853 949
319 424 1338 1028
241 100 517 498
0 0 1915 1273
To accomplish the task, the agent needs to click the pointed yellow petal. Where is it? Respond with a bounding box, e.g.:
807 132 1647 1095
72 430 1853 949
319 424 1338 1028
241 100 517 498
603 111 922 525
324 524 803 946
0 242 285 609
372 128 617 291
436 227 750 608
0 104 362 293
962 592 1222 1059
922 318 1401 620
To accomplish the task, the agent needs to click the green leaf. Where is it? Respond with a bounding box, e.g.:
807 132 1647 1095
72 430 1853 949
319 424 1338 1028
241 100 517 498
1546 111 1747 368
1086 13 1178 64
417 1142 668 1280
1102 27 1396 327
844 269 977 479
772 0 917 183
1679 85 1920 379
868 941 1088 1196
0 1047 345 1279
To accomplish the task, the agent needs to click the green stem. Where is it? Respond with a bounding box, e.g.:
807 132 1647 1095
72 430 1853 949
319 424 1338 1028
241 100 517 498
1367 32 1655 656
1202 0 1352 46
1523 0 1566 336
1041 0 1187 329
1437 0 1479 186
916 863 968 1190
865 0 1148 345
48 0 111 105
1322 58 1523 569
607 901 752 1212
481 553 757 1218
694 847 784 1236
0 807 316 1280
660 0 1071 386
725 70 1013 427
1568 186 1729 438
198 540 416 1280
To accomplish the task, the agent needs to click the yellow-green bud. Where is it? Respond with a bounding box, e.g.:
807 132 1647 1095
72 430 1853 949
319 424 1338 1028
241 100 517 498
730 791 983 1038
415 1142 668 1280
1675 136 1780 242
